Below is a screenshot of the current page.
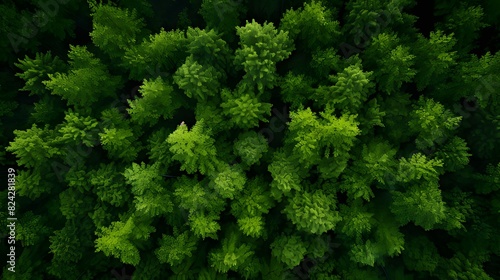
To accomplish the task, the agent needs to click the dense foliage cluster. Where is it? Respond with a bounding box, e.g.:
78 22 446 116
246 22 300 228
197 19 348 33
1 0 499 279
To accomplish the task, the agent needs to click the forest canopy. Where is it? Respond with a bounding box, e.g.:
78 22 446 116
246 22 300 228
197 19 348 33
1 0 500 279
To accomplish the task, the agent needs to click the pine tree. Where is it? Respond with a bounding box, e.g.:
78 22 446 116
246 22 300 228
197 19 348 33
166 119 220 175
42 45 122 109
55 110 100 147
270 234 308 269
363 33 416 94
279 72 315 110
268 150 305 201
155 227 198 266
220 88 272 129
209 226 257 274
173 55 223 101
390 181 446 230
435 4 489 54
88 1 147 59
408 96 462 151
127 76 182 126
283 189 343 234
123 162 174 217
89 162 131 207
313 61 374 114
185 27 233 77
208 163 246 199
234 19 294 93
121 28 188 81
279 1 341 51
230 176 275 238
233 131 269 167
198 0 247 43
6 124 60 169
14 51 68 96
412 30 458 91
95 213 155 266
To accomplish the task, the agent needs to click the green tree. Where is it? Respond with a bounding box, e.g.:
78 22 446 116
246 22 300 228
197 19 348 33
338 199 375 242
408 96 462 151
88 1 147 59
89 162 131 207
270 234 308 269
55 110 99 147
234 19 294 93
435 5 489 54
279 72 315 110
220 88 272 129
233 131 268 167
313 61 374 113
42 45 122 108
127 76 181 126
363 33 416 94
412 30 458 90
280 1 341 51
230 176 275 238
199 0 247 43
283 189 342 234
174 55 223 101
123 162 174 217
14 51 68 96
185 27 233 77
208 163 246 199
6 124 60 169
268 150 304 201
95 213 155 266
209 226 257 275
121 28 188 80
390 181 446 230
155 227 198 267
167 120 219 175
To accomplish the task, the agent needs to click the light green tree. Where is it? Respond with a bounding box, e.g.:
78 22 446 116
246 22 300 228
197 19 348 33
283 189 342 234
42 45 122 108
234 19 294 93
88 1 146 59
127 76 181 126
166 120 219 175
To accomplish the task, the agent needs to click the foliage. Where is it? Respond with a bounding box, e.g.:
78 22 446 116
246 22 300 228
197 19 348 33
2 0 500 279
234 19 294 93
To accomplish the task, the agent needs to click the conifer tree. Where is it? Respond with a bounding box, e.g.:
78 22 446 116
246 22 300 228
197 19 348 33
155 226 198 267
313 61 374 114
123 162 174 217
121 28 188 81
166 119 220 175
199 0 247 43
127 76 181 126
220 87 272 129
174 55 223 101
88 0 147 59
7 124 60 169
233 131 269 167
95 213 156 266
412 30 458 91
14 51 68 96
234 19 294 93
283 189 343 234
408 96 462 151
270 234 309 269
280 1 341 51
42 45 122 109
363 33 416 94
